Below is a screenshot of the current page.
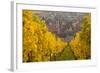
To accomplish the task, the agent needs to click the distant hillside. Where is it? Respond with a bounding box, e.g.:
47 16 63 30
33 11 85 42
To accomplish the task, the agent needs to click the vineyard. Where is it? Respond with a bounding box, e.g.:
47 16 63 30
23 10 91 62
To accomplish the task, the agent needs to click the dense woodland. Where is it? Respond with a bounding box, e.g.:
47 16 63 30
23 10 91 62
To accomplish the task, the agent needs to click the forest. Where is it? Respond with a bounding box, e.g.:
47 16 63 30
23 10 91 62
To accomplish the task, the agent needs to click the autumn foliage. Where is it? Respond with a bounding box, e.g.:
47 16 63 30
23 10 91 62
23 10 67 62
70 13 91 59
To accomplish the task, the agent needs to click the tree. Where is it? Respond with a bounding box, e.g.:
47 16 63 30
70 13 91 59
23 10 67 62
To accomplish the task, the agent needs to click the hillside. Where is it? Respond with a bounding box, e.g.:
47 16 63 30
34 11 84 42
